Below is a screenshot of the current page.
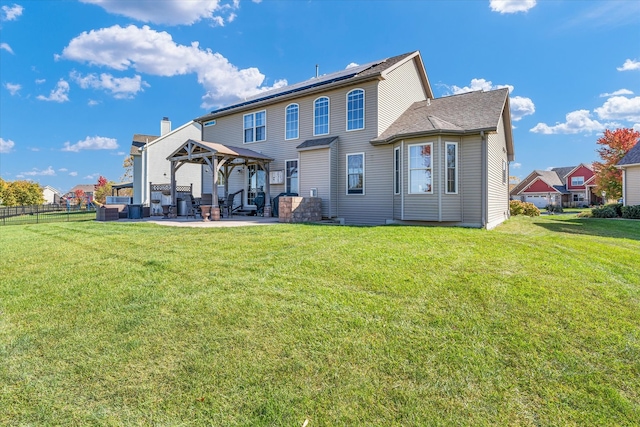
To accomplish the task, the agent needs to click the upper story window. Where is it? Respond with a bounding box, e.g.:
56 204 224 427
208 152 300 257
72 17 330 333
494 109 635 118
243 110 266 143
409 143 432 194
346 89 364 131
285 104 299 140
314 97 330 136
571 176 584 186
445 142 458 194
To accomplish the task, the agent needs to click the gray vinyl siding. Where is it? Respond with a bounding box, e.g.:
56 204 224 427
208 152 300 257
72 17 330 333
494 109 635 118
393 144 402 219
203 79 391 224
402 137 439 221
441 138 462 222
486 114 510 229
460 135 483 226
378 58 428 135
299 148 332 218
624 165 640 206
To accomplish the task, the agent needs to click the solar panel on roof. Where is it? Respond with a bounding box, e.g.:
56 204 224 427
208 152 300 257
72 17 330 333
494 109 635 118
210 60 382 114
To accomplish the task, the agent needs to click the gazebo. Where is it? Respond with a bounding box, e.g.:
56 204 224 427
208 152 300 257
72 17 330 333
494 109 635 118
166 139 274 220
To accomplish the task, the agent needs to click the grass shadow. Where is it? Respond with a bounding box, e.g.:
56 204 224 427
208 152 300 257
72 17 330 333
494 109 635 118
532 217 640 241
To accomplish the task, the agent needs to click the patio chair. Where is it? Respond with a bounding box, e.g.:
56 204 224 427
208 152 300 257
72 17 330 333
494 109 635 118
223 192 237 218
185 194 198 219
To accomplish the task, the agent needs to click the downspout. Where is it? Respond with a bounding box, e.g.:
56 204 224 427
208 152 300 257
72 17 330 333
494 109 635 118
438 136 442 222
481 131 487 228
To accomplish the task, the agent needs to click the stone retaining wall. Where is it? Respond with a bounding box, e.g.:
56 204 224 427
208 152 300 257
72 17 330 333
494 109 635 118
278 197 322 223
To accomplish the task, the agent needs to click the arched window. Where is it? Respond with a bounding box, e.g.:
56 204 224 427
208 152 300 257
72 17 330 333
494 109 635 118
346 89 364 131
285 104 299 140
314 97 330 136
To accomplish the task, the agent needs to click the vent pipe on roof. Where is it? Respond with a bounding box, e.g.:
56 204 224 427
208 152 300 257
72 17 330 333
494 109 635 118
427 98 431 106
161 117 171 136
315 64 319 78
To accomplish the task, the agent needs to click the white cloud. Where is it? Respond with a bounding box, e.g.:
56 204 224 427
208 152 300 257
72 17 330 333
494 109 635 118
69 171 78 177
0 137 16 153
1 4 23 21
58 168 68 172
633 123 640 132
0 42 14 54
510 96 535 121
58 24 287 108
20 166 56 177
84 173 100 180
79 0 238 26
70 71 149 99
512 162 522 169
450 78 514 95
37 79 70 102
617 59 640 72
490 0 536 14
530 110 618 134
594 96 640 122
88 99 100 106
35 78 46 84
62 136 118 152
4 82 21 95
600 89 633 97
449 78 535 121
346 62 359 69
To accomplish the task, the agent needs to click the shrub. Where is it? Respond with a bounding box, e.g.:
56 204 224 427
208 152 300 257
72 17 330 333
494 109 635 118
577 210 593 218
606 203 623 217
509 200 540 217
509 200 524 216
522 202 540 217
546 204 563 214
621 205 640 219
592 206 617 218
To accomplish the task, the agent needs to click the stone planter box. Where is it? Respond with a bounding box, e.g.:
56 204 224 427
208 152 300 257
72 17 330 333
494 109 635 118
278 197 322 223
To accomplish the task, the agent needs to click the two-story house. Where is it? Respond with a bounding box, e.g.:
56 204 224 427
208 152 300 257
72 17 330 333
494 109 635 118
168 50 514 228
510 163 599 208
617 142 640 206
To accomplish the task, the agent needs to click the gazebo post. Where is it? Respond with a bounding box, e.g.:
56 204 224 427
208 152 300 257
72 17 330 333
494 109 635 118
170 160 177 217
211 156 220 220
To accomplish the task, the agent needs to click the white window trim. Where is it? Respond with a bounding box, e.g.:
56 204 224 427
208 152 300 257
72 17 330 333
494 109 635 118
571 176 584 186
346 88 365 132
394 146 400 195
445 141 458 195
285 158 299 194
346 152 365 196
243 110 267 144
313 96 330 136
284 103 299 141
408 142 434 195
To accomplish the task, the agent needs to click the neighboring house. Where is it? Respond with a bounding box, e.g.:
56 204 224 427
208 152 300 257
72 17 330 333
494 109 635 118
510 163 599 208
185 50 514 229
42 185 62 204
617 142 640 206
131 117 202 205
65 184 95 205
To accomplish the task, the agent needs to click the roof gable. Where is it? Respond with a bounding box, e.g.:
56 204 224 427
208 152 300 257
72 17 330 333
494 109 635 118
371 88 511 146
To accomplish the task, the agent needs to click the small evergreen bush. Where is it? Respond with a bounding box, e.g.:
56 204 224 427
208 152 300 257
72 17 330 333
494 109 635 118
592 206 617 218
621 205 640 219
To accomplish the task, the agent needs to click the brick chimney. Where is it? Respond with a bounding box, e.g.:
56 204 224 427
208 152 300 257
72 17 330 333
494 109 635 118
161 117 171 136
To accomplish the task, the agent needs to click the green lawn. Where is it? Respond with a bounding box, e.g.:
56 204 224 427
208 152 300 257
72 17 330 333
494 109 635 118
1 215 638 426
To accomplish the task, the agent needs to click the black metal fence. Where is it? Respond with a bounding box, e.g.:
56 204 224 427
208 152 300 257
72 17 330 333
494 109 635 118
0 204 97 226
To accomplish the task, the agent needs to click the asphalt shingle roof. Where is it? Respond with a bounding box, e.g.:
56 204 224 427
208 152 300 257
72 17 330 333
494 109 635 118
130 134 159 155
371 88 509 144
296 136 338 150
618 143 640 166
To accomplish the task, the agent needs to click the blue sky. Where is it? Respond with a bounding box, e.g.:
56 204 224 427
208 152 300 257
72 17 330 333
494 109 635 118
1 0 639 194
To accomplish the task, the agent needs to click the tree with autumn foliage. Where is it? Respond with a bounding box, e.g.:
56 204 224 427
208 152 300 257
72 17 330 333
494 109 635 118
93 175 112 205
74 189 87 207
593 128 640 201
